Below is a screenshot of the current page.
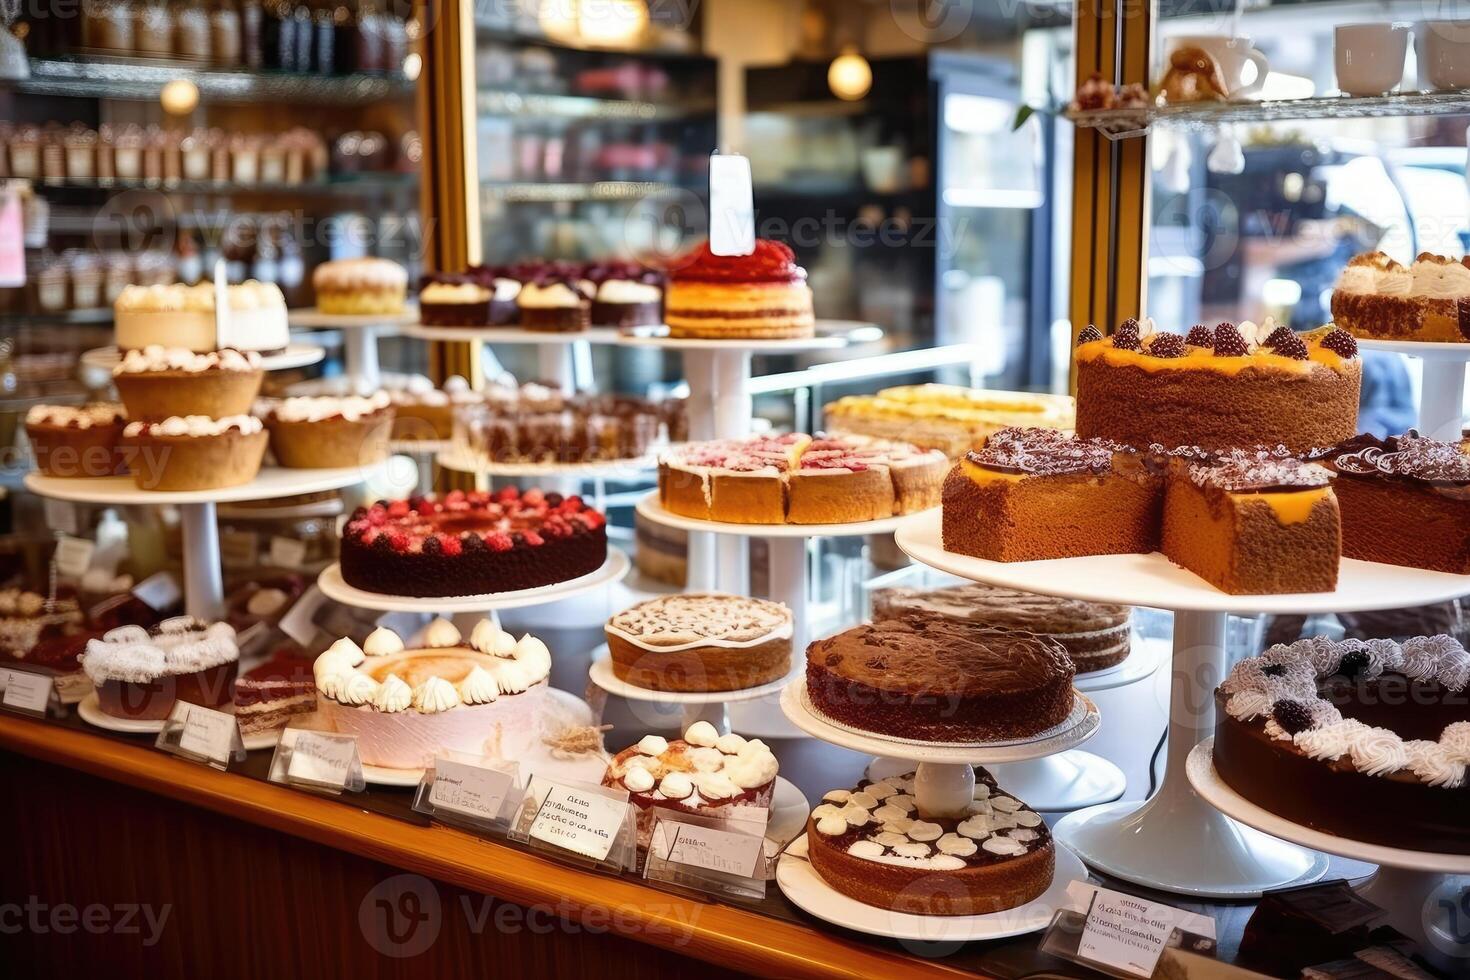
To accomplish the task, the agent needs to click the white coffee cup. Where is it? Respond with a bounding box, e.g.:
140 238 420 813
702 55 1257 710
1165 35 1269 97
1334 23 1411 96
1417 21 1470 91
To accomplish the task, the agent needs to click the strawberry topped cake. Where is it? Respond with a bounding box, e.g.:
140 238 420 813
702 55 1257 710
339 488 607 597
665 239 814 340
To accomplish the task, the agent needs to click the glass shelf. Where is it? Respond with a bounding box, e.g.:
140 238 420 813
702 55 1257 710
481 180 675 203
10 58 414 106
31 174 418 198
1067 90 1470 139
478 90 714 121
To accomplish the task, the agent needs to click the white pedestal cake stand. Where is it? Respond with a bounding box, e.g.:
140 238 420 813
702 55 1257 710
1188 740 1470 964
775 678 1098 941
398 324 624 395
287 307 419 391
26 465 391 620
81 343 326 374
635 494 922 738
1359 338 1467 442
895 508 1470 898
587 645 796 733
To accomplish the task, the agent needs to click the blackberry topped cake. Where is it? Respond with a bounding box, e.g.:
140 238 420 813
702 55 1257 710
1213 634 1470 853
1316 432 1470 574
873 584 1132 674
806 617 1075 742
664 239 814 340
1331 251 1470 343
1074 319 1361 452
586 261 663 329
806 767 1053 915
339 488 607 597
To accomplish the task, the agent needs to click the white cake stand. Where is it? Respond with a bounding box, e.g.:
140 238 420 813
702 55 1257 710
776 833 1088 942
636 494 924 738
588 647 797 733
1359 338 1467 442
26 463 393 621
397 324 622 395
76 693 278 751
287 307 419 390
1188 740 1470 963
895 507 1470 898
435 448 657 481
81 343 326 374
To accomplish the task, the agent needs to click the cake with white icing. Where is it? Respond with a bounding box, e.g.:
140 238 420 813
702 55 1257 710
26 403 129 479
115 281 289 355
602 722 780 849
805 767 1053 915
81 618 239 721
314 618 554 771
604 594 792 692
257 392 394 469
1213 634 1470 853
313 257 408 315
122 415 267 491
113 346 264 423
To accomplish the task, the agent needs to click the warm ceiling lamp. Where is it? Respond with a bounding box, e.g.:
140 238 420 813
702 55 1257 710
159 78 199 115
828 46 872 101
541 0 649 47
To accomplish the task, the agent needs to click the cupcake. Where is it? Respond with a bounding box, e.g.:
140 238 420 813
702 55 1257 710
82 618 239 721
517 275 593 332
113 347 264 422
418 276 491 326
590 269 663 329
122 415 267 491
26 403 129 478
259 392 395 468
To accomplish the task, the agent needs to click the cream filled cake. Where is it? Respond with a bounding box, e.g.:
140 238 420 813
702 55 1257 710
114 280 289 354
1331 251 1470 343
313 257 409 315
313 618 553 770
81 618 239 721
112 346 264 422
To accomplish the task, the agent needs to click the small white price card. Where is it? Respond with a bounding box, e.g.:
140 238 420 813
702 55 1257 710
652 817 764 877
1078 885 1216 977
132 571 182 612
512 776 635 871
156 701 244 770
1 669 53 717
269 728 364 795
414 756 519 831
708 151 755 257
43 499 79 535
53 536 95 578
269 536 308 570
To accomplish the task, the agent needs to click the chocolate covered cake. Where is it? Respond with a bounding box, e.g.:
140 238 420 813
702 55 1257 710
873 584 1132 674
806 767 1053 915
1317 432 1470 574
339 488 607 597
1074 319 1361 453
805 617 1075 742
1214 635 1470 853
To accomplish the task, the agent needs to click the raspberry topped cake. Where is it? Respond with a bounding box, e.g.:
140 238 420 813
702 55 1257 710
806 617 1076 742
339 488 607 597
1316 431 1470 573
1213 634 1470 853
602 722 780 849
806 767 1053 915
664 239 814 340
1074 319 1361 452
1332 251 1470 343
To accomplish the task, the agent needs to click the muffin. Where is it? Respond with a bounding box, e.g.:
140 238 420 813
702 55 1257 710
26 403 129 479
122 415 267 491
112 347 263 422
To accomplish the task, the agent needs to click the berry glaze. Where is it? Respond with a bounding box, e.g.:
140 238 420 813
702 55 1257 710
339 488 608 597
670 240 808 285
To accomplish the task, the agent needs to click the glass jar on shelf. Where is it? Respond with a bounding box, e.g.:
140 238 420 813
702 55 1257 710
212 0 242 66
174 0 212 62
135 2 175 58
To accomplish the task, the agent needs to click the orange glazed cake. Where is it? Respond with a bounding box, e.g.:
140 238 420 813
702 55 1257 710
1162 456 1340 595
1074 319 1361 453
941 427 1161 562
664 239 814 340
1331 251 1470 343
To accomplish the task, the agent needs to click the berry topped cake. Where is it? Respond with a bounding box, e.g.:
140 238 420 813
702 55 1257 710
806 767 1053 915
1332 251 1470 343
1213 634 1470 853
1074 319 1361 452
664 239 814 340
339 488 607 597
586 261 663 329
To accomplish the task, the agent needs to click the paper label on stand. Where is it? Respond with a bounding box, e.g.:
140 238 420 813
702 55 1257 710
133 571 182 612
650 819 763 878
43 499 78 535
428 758 516 822
1 669 53 714
175 702 240 763
277 585 325 646
287 731 357 788
528 783 628 861
708 152 755 257
54 536 95 577
220 531 258 569
268 536 308 569
1079 886 1202 977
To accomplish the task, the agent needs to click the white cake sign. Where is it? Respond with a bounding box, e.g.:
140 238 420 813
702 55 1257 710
527 782 629 862
708 151 755 257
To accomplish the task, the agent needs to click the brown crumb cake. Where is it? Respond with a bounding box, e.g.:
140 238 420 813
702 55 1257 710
805 617 1075 742
806 767 1053 915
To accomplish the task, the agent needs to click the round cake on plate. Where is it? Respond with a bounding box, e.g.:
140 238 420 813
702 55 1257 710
312 257 408 315
80 618 239 721
1213 634 1470 853
25 403 129 479
114 280 289 354
805 767 1053 915
604 593 792 692
339 488 607 597
664 239 814 340
1074 319 1361 453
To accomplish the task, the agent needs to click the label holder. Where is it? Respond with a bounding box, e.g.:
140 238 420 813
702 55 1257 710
643 808 770 900
0 667 56 718
268 728 365 796
154 700 246 771
508 775 636 874
1039 882 1218 978
412 753 521 835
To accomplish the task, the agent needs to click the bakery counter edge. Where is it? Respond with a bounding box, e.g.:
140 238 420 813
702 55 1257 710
0 713 979 980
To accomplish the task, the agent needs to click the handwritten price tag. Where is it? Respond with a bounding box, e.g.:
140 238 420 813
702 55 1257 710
1 669 53 715
287 731 358 789
528 783 629 861
175 703 241 764
652 819 763 878
1080 886 1198 977
428 758 516 823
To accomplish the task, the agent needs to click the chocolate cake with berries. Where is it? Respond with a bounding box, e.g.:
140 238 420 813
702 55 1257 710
806 767 1054 915
1074 319 1361 453
664 239 814 340
1162 455 1341 594
339 488 608 597
1214 635 1470 853
1316 432 1470 574
941 427 1162 562
805 617 1075 742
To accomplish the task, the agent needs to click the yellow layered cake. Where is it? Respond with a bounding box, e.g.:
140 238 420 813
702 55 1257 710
824 384 1075 457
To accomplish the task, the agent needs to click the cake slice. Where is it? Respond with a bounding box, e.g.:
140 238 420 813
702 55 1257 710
787 438 893 523
1319 432 1470 573
704 435 808 524
1162 456 1340 594
941 427 1161 562
232 652 316 736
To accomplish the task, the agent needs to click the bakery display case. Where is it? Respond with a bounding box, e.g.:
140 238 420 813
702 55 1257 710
2 1 1469 977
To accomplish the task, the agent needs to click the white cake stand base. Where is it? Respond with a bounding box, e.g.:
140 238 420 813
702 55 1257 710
866 751 1125 813
1359 338 1467 442
587 651 795 733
